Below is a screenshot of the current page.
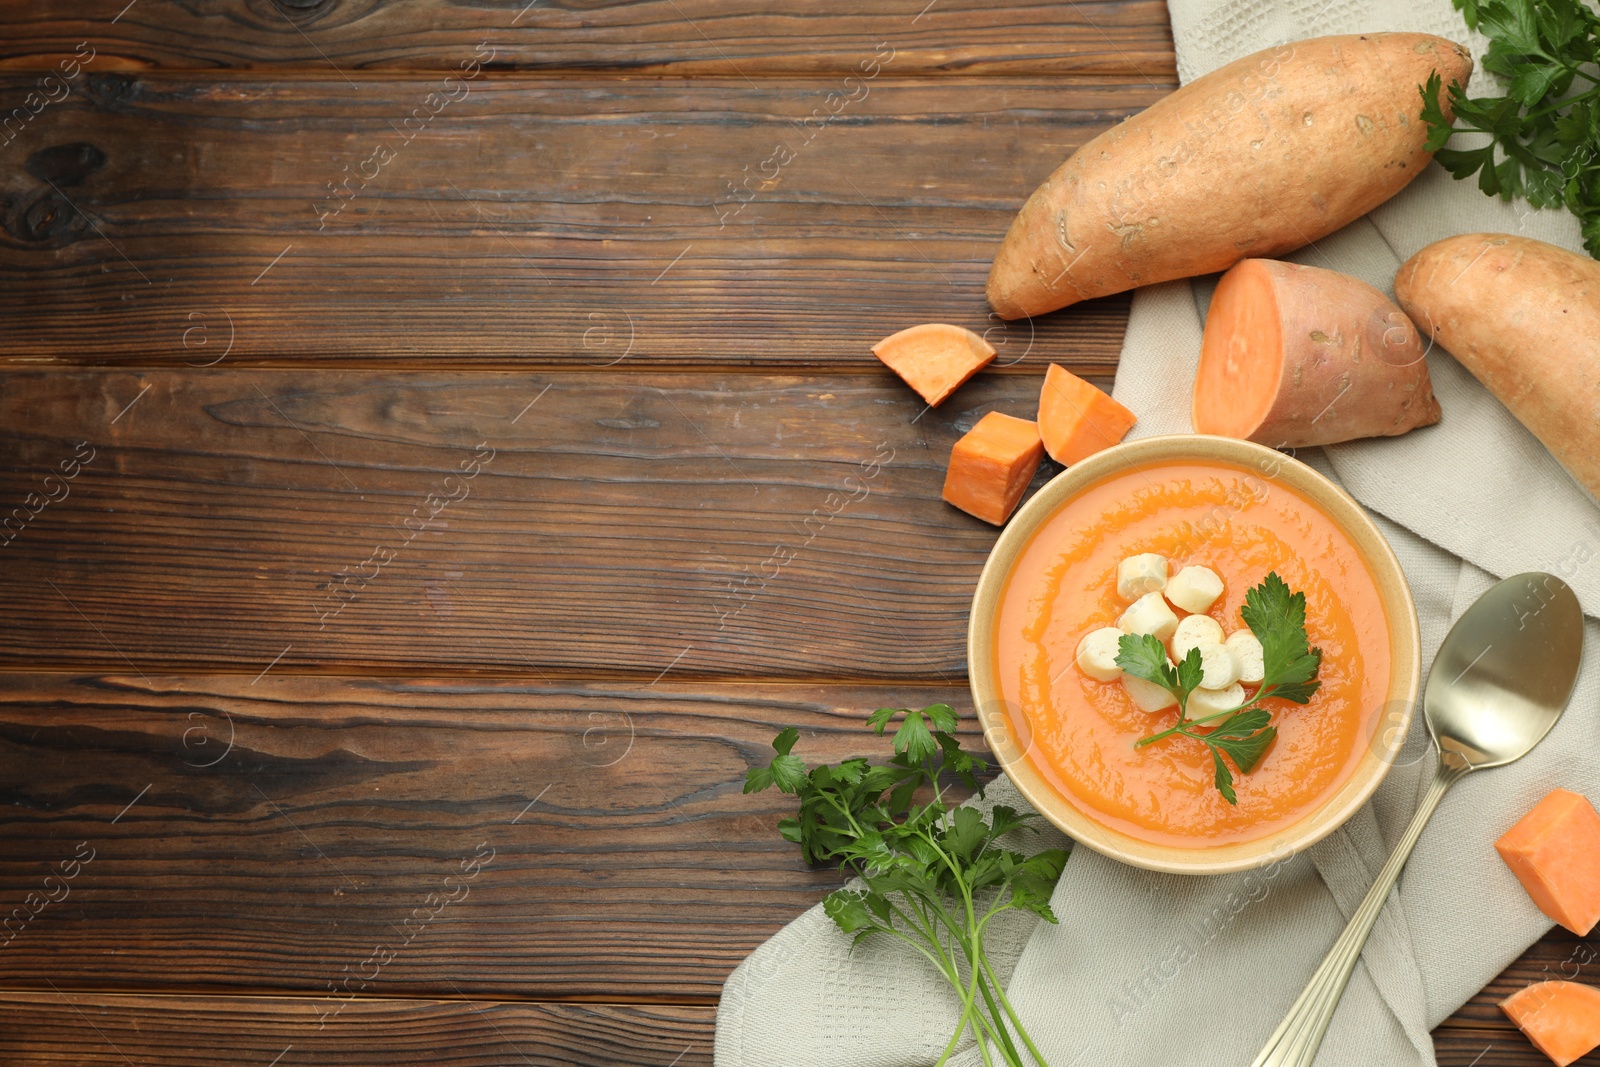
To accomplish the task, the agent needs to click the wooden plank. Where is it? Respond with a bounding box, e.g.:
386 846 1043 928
0 1 1175 77
0 995 1572 1067
0 672 973 998
0 74 1162 369
1433 1027 1555 1066
0 993 715 1066
0 368 1071 678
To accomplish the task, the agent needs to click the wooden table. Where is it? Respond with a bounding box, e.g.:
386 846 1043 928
0 4 1586 1064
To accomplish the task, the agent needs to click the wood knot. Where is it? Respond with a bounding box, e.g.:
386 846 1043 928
82 73 140 111
267 0 334 17
25 142 106 187
249 0 341 34
5 188 88 246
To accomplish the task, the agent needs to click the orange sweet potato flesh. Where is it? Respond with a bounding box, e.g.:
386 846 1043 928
1038 363 1136 464
1193 259 1441 447
1496 789 1600 937
942 412 1044 525
872 323 996 407
986 33 1472 320
1395 234 1600 499
1502 981 1600 1066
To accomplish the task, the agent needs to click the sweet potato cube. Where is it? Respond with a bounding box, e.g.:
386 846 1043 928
873 323 996 407
1501 980 1600 1067
1496 789 1600 936
1038 363 1137 465
942 412 1044 525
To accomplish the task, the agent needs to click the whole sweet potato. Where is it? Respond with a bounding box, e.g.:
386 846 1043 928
987 33 1472 320
1395 233 1600 498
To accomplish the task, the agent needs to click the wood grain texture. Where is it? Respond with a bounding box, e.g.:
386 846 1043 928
0 0 1176 76
0 993 716 1066
0 668 1577 1064
0 368 1077 678
0 672 973 998
0 74 1164 369
1433 1026 1586 1066
0 997 1578 1067
0 4 1568 1055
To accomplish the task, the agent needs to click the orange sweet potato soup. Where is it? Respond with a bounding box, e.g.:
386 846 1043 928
993 460 1391 848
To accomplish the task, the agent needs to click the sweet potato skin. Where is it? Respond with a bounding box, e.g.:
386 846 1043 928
1394 234 1600 498
1194 258 1441 447
986 33 1472 320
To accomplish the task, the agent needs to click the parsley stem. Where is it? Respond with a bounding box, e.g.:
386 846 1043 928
874 894 988 1067
975 956 1023 1064
932 1011 971 1067
888 898 944 959
884 924 958 987
889 894 1043 1067
970 905 1035 1066
980 945 1048 1067
921 890 973 956
922 899 1034 1067
924 934 980 1067
975 1021 996 1067
1134 701 1257 747
1522 83 1600 123
918 829 1026 1067
957 929 990 1067
1135 682 1289 748
815 785 1007 1060
816 790 871 840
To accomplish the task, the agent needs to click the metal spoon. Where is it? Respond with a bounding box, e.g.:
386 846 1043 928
1251 571 1585 1067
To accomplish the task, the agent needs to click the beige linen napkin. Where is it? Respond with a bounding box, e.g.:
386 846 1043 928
717 2 1600 1063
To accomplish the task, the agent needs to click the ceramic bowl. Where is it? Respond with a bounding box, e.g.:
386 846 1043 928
967 434 1421 875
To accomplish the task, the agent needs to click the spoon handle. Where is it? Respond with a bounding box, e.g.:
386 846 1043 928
1250 754 1470 1067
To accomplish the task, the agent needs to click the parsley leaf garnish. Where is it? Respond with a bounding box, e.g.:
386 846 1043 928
1205 709 1277 804
1241 572 1322 705
745 705 1068 1066
1422 0 1600 256
1115 632 1206 716
1122 572 1322 804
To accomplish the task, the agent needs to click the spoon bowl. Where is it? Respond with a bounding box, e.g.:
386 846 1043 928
1425 573 1585 770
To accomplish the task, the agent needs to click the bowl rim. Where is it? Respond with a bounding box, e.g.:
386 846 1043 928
966 433 1422 876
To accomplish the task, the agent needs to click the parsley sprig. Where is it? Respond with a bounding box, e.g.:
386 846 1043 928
1421 0 1600 255
745 704 1068 1067
1117 573 1323 804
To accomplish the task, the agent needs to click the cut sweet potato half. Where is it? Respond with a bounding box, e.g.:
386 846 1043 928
1193 259 1441 448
